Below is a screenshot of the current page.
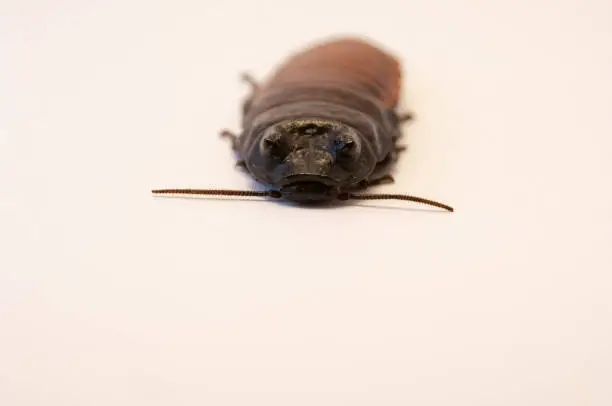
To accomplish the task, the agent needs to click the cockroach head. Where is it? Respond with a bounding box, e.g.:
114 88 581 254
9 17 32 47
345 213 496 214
245 119 377 202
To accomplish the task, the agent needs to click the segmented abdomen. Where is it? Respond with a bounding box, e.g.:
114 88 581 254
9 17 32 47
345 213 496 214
247 37 402 121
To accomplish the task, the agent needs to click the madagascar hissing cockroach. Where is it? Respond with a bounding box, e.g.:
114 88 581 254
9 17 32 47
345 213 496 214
152 36 453 212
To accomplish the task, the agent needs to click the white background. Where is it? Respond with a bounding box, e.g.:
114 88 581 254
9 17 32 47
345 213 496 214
1 1 611 405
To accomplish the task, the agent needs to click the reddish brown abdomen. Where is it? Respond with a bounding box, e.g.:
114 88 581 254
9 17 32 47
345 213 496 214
247 38 402 120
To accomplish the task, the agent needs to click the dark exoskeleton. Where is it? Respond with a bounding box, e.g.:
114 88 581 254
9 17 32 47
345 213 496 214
223 37 412 203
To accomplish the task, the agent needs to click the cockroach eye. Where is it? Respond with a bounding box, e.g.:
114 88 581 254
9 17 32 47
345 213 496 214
259 131 287 160
333 135 361 163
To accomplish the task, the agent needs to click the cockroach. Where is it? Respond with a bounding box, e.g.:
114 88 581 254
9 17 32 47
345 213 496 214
152 36 453 212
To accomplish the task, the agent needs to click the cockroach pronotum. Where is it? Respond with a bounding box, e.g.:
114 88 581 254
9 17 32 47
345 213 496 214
152 36 454 212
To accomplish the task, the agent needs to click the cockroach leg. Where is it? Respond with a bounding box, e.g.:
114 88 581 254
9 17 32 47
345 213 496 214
356 174 395 190
240 72 260 92
219 129 238 141
219 129 239 151
372 174 396 185
235 160 247 171
240 73 259 116
397 112 413 123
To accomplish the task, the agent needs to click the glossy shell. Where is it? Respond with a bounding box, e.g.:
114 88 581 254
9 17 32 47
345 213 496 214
248 37 402 117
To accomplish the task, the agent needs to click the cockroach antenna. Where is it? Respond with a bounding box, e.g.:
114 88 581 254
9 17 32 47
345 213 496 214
151 188 454 212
